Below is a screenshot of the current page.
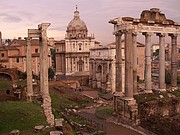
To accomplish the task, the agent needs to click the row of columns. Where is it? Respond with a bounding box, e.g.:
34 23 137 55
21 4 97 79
115 29 178 99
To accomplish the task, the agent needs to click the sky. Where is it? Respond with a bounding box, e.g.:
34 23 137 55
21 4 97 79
0 0 180 45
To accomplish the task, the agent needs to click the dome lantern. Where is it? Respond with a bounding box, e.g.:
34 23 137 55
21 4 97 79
66 6 88 39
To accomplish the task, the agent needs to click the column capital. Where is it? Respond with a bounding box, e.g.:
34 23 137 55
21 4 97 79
24 37 32 41
168 33 178 38
132 32 137 36
142 32 153 37
156 33 166 37
115 31 123 36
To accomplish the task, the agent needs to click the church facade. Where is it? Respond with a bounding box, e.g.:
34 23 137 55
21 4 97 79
55 8 96 76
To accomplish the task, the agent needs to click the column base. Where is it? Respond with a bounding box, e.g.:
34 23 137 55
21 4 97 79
171 87 178 91
27 94 33 102
113 92 123 97
123 97 134 101
114 96 139 125
158 88 166 92
144 89 153 94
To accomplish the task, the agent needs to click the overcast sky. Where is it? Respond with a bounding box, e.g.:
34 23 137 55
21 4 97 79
0 0 180 44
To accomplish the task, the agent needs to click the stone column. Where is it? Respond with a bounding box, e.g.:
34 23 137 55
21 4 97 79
124 30 134 100
143 32 153 93
132 32 138 95
25 37 33 101
115 31 123 94
169 34 178 89
157 33 166 91
39 23 54 126
40 34 43 95
89 61 93 86
92 61 97 88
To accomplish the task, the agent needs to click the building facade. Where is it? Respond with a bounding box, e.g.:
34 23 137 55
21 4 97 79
55 8 96 76
89 40 145 93
0 38 52 75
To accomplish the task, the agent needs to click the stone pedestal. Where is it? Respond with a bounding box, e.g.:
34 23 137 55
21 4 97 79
115 97 138 124
10 130 20 135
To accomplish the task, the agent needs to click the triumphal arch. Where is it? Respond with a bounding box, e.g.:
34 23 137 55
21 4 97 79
109 8 180 123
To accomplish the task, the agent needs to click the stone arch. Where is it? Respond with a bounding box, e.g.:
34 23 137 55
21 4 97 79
0 72 13 82
0 68 19 83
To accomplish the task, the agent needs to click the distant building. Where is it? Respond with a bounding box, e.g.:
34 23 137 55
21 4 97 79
89 41 145 93
0 37 52 75
55 8 98 76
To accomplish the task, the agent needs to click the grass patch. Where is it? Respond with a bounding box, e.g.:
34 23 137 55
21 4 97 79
50 89 93 119
69 115 86 125
171 90 180 97
0 80 11 90
96 107 113 119
0 101 47 134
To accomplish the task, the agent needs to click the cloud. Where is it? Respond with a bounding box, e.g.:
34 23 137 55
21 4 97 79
0 13 22 22
49 26 67 31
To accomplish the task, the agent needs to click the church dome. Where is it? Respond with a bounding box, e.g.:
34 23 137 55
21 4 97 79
66 7 88 39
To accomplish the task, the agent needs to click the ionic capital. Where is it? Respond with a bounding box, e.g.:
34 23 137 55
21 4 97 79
132 32 137 36
168 33 178 38
115 31 123 36
142 32 153 37
156 33 166 37
24 37 32 41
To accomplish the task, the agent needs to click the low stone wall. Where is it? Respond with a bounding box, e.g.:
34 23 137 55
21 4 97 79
138 97 180 118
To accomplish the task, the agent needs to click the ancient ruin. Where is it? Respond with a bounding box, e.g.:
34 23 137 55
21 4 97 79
27 23 54 126
109 8 180 123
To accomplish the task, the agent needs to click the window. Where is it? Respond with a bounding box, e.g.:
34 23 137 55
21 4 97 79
79 45 81 50
1 53 4 57
16 58 19 63
78 43 82 50
35 49 38 53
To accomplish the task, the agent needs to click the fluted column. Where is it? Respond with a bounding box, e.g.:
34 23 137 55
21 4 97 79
132 32 137 95
169 34 178 89
25 37 33 101
124 30 134 100
157 33 166 91
143 32 153 93
115 31 123 94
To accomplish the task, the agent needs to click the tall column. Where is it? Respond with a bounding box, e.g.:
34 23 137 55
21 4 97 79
40 33 43 95
115 31 123 94
25 37 33 101
157 33 166 91
143 32 153 93
92 61 97 88
39 23 54 126
132 32 138 95
169 34 178 89
124 30 134 100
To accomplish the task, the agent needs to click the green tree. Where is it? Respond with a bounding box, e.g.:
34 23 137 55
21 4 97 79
48 67 55 80
50 48 56 69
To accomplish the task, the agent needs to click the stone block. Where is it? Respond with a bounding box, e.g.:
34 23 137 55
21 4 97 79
10 130 20 135
55 118 63 130
50 131 63 135
34 125 45 132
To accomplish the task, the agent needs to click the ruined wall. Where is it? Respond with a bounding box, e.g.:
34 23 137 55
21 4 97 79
138 97 180 118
